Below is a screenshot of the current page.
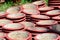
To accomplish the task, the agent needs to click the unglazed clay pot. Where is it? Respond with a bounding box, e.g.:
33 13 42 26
42 10 60 17
12 17 26 23
23 9 40 15
6 12 26 20
32 1 45 6
21 3 38 10
36 20 58 26
34 33 60 40
2 23 24 30
6 6 21 14
25 26 49 32
0 19 13 26
22 9 40 21
38 7 54 11
20 21 35 30
31 15 50 20
6 31 32 40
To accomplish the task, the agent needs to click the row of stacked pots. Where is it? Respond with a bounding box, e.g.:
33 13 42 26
0 0 60 40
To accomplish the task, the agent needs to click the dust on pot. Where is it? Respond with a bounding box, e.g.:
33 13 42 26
25 26 49 33
31 14 50 20
0 19 13 26
34 33 60 40
21 3 38 10
6 31 32 40
2 23 24 30
42 10 60 17
23 9 40 15
6 6 21 14
6 12 26 20
36 20 58 26
20 21 36 30
38 7 54 12
32 1 45 6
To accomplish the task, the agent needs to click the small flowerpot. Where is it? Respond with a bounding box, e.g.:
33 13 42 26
6 31 32 40
36 20 58 26
0 19 13 26
34 33 60 40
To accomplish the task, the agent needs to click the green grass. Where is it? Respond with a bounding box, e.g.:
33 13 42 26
45 0 48 6
20 0 32 5
0 1 13 11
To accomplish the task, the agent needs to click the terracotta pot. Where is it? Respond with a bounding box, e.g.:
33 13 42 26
34 33 60 40
6 31 32 40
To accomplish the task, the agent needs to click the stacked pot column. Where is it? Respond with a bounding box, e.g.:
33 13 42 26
6 6 26 23
32 0 46 8
21 3 40 21
20 21 49 36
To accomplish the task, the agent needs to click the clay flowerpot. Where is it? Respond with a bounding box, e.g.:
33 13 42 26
6 6 22 14
6 31 32 40
42 10 60 17
20 21 35 30
6 12 26 23
32 1 45 7
25 26 49 33
2 23 24 30
38 7 54 11
22 9 40 21
0 19 13 26
36 20 58 26
34 33 60 40
23 9 40 15
6 13 25 20
31 15 50 23
21 3 38 10
12 17 26 23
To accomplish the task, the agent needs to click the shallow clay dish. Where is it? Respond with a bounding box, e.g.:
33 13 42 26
38 7 54 11
6 31 32 40
21 3 38 9
0 19 13 26
32 1 45 6
42 10 60 16
20 21 35 29
34 33 60 40
6 13 25 19
23 9 40 15
6 6 21 14
26 27 49 32
36 20 58 26
3 23 24 30
31 15 50 20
